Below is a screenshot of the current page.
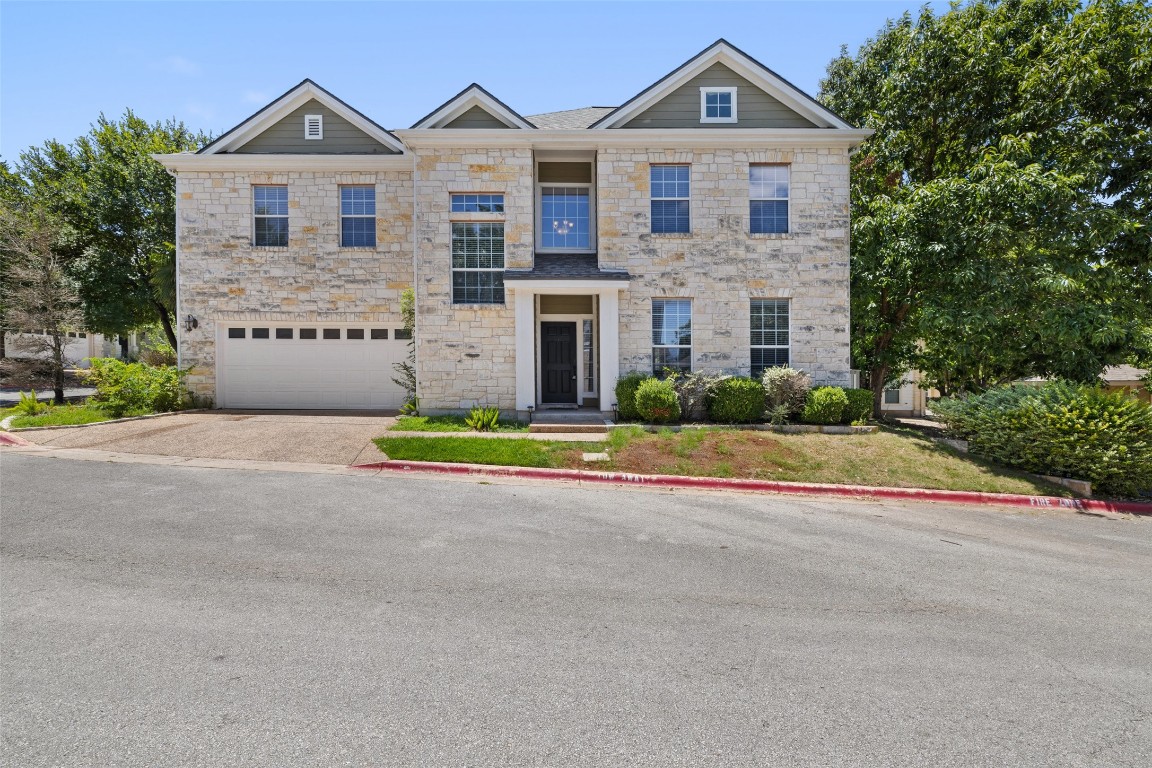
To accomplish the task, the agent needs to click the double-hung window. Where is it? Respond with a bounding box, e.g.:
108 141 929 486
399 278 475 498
750 165 789 234
450 194 505 304
750 299 789 377
253 186 288 247
652 299 692 374
650 165 690 234
340 186 376 247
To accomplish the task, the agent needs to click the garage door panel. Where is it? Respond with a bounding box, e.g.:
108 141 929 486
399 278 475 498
219 325 407 409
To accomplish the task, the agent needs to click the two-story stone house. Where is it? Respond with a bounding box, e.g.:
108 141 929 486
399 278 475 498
154 40 870 417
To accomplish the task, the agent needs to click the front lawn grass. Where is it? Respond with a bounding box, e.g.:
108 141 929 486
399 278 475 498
7 404 124 428
375 436 598 468
375 425 1073 496
390 415 529 433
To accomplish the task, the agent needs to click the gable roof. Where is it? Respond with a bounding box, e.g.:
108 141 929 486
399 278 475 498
198 79 406 155
590 39 854 130
410 83 536 129
527 107 617 130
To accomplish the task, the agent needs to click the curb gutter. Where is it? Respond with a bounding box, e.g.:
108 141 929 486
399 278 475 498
349 459 1152 515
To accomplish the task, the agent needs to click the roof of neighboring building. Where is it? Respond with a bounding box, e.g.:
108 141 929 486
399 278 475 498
525 107 617 130
1102 365 1149 383
504 254 631 280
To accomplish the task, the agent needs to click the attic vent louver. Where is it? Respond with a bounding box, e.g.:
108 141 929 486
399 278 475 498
305 114 323 140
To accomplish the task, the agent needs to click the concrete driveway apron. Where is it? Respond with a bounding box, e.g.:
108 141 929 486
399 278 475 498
15 411 396 465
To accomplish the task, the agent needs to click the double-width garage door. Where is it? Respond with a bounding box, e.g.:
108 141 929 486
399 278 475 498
217 323 409 409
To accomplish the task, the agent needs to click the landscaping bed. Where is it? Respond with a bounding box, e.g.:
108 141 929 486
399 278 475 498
373 426 1072 497
389 415 529 433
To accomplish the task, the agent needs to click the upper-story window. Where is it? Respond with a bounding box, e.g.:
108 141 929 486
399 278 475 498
340 186 376 247
650 165 690 234
700 86 737 123
450 193 505 305
451 194 504 213
253 185 288 247
750 165 789 234
537 161 593 252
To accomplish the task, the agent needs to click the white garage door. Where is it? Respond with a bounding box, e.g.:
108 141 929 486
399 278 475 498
218 323 410 409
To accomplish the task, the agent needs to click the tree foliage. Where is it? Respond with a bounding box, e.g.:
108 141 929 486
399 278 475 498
13 111 209 349
820 0 1152 408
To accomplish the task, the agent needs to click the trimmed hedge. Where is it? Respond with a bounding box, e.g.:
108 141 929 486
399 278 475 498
842 389 874 424
614 372 651 421
708 376 765 423
802 386 848 425
634 378 681 423
935 382 1152 498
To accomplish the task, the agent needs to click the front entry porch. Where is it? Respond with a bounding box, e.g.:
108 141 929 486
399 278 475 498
506 275 627 417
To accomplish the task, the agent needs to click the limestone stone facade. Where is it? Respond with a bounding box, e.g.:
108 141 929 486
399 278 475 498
157 40 868 411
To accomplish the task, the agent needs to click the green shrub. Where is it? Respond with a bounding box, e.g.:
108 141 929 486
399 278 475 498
842 389 874 424
615 371 652 421
802 386 849 425
935 382 1152 497
464 405 501 432
84 358 187 418
14 390 49 416
634 378 681 423
708 376 765 423
761 366 811 418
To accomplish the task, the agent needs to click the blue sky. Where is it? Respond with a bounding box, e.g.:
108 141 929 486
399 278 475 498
1 1 946 160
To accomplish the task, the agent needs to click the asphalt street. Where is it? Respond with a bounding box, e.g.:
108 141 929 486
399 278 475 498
2 453 1149 767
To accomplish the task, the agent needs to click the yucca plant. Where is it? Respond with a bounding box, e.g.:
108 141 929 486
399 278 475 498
465 405 501 432
15 390 50 416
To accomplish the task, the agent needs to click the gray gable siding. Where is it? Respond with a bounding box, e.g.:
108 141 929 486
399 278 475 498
233 99 400 154
621 63 817 129
441 105 516 129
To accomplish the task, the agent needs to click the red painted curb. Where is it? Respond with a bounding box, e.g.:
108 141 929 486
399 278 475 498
349 459 1152 515
0 432 34 447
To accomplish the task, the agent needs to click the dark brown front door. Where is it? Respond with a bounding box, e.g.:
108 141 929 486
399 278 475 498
541 322 578 403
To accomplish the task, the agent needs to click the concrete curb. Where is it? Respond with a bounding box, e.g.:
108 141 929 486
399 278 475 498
0 432 34 447
349 459 1152 515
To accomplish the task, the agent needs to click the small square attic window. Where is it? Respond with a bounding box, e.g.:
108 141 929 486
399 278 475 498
305 114 323 140
700 87 737 123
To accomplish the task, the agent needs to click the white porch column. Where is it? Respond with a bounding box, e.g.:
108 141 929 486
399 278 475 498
598 289 620 414
513 287 536 411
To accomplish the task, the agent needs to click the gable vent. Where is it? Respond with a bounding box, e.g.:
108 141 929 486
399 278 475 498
304 114 323 140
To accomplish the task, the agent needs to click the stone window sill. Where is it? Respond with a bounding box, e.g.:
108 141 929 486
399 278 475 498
749 232 794 240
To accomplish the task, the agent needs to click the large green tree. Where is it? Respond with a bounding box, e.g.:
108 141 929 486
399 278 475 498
820 0 1152 409
15 111 208 350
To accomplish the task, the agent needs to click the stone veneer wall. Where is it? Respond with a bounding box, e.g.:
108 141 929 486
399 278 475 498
597 147 852 386
176 170 413 400
412 148 534 410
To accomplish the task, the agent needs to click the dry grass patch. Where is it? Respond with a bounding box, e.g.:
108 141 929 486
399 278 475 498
592 427 1072 496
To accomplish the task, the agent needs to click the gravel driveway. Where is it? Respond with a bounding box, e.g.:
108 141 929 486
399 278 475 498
16 411 396 465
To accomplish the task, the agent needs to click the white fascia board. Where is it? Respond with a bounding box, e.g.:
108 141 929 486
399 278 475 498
396 128 873 150
205 82 407 155
413 87 534 130
594 44 853 131
152 153 413 173
505 280 629 294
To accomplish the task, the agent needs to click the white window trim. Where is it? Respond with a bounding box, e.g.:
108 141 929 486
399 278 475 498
650 164 691 235
699 86 738 124
339 185 376 248
534 309 598 405
750 298 791 375
652 298 692 374
252 185 288 248
750 164 791 235
534 158 596 253
304 114 323 140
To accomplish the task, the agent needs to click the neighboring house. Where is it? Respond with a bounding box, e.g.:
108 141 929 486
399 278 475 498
2 330 135 369
154 40 870 415
1102 365 1150 403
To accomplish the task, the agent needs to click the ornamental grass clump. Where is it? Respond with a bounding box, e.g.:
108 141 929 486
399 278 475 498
936 382 1152 497
761 366 811 420
665 370 724 421
708 376 766 423
634 378 681 423
802 386 849 425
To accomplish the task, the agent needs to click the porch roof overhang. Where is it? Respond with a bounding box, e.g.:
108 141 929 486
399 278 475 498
504 254 630 289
